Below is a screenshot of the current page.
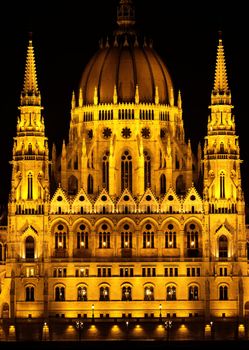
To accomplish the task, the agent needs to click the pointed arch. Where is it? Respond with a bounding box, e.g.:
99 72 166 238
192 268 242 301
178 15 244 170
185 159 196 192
87 174 94 194
68 175 78 195
25 236 35 259
121 150 132 192
160 174 166 195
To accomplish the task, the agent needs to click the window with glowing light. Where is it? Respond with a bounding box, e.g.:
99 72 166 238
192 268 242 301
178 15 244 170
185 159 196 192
166 285 176 301
143 223 154 248
77 224 89 249
122 286 132 301
98 223 110 248
55 286 65 301
77 286 87 301
54 224 68 250
99 286 110 301
188 285 199 300
121 223 132 248
165 223 177 248
144 286 154 301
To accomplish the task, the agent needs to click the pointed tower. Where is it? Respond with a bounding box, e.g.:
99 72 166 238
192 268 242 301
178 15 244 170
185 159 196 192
9 37 50 214
203 33 243 208
203 33 246 272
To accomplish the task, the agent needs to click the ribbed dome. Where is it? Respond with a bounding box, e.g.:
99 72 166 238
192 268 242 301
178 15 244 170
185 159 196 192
80 37 173 105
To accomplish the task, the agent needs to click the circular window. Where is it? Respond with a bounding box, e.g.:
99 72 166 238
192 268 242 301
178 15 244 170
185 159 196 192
88 129 93 139
103 127 112 139
168 224 174 230
123 195 130 201
57 196 63 202
79 224 86 231
141 127 151 139
190 195 196 201
101 195 107 202
160 128 166 139
79 195 85 202
168 195 174 201
145 223 152 230
102 224 108 230
122 127 132 139
123 224 130 230
190 224 196 230
58 224 64 231
146 195 151 201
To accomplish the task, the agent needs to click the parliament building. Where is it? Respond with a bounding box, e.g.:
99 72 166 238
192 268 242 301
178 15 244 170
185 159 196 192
0 0 249 342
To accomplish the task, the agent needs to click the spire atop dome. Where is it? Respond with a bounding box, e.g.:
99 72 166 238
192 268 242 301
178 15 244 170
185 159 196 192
116 0 136 35
211 32 231 105
21 36 41 106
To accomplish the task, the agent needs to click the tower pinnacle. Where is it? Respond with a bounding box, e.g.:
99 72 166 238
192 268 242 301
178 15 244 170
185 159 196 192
211 32 231 105
21 37 41 106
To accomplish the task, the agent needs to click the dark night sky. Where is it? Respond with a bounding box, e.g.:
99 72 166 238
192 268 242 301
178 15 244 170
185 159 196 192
0 0 248 207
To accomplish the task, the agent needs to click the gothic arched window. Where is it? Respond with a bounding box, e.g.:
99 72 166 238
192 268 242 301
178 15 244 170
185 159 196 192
219 235 228 258
160 174 166 195
121 150 132 192
165 223 177 248
77 286 87 301
68 175 78 195
219 285 228 300
143 223 154 248
27 173 33 199
102 151 109 191
189 285 198 300
100 286 110 301
121 223 132 248
166 285 176 300
220 171 225 198
55 224 67 250
25 286 34 301
122 286 132 301
87 174 94 194
144 150 151 190
98 223 110 248
77 223 89 249
25 236 35 259
144 286 154 301
55 286 65 301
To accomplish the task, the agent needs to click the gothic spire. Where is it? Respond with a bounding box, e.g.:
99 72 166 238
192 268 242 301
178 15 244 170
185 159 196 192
21 34 41 106
212 32 231 105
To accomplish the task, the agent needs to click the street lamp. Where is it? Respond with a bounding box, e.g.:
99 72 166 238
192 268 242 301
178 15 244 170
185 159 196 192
165 319 173 342
92 304 95 322
159 304 162 322
125 320 129 339
75 320 84 341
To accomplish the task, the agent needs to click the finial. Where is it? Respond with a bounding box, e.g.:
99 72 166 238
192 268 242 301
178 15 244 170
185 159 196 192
114 36 118 47
155 86 159 105
169 88 174 106
134 35 139 47
113 85 118 104
123 35 129 47
79 88 83 107
177 90 182 109
135 84 139 104
71 91 76 109
94 86 98 105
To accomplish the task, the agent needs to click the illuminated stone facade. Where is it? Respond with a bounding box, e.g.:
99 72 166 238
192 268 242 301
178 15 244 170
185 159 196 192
0 0 248 341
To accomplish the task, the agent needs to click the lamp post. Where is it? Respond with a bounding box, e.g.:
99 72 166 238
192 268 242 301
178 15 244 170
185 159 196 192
92 304 95 322
165 319 173 342
75 320 84 341
125 320 129 340
159 304 162 322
